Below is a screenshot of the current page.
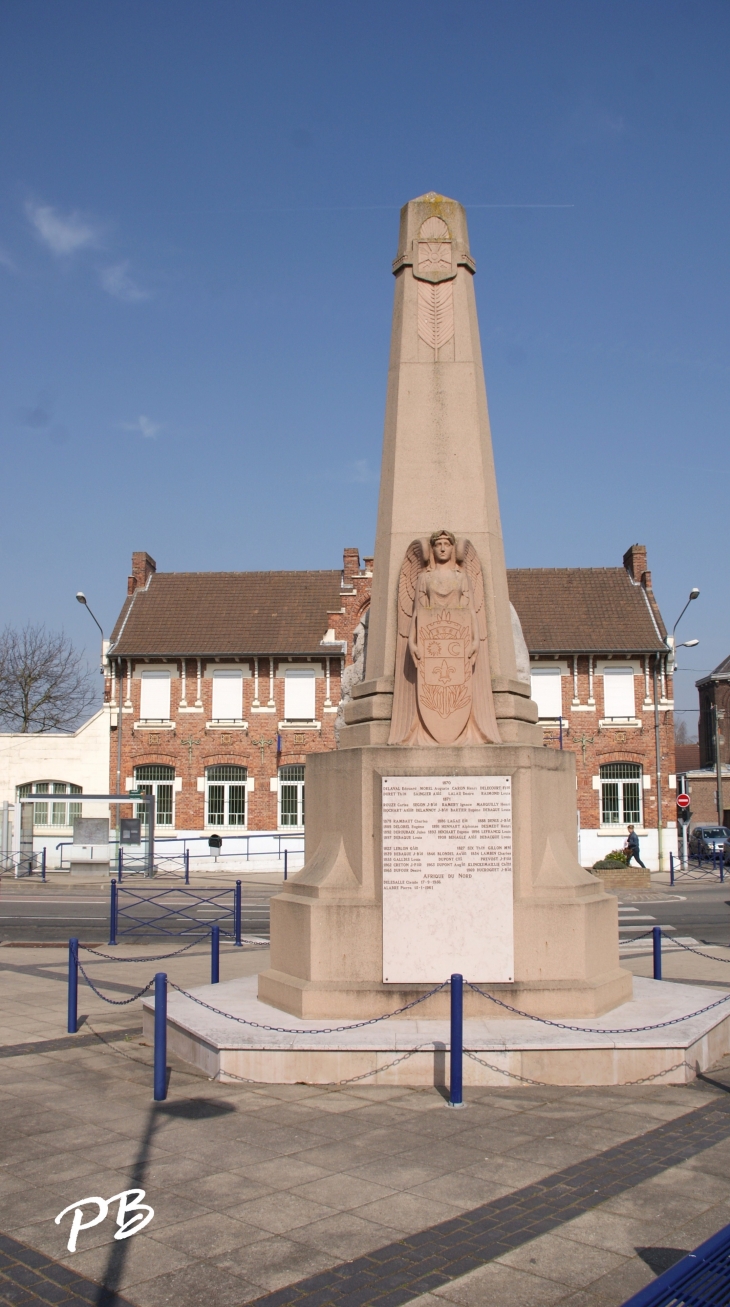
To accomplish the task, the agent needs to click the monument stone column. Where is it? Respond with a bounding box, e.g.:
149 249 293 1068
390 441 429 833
258 193 632 1021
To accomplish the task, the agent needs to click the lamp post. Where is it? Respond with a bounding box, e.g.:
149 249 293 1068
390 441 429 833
714 705 726 828
658 588 700 876
76 593 119 843
75 593 105 673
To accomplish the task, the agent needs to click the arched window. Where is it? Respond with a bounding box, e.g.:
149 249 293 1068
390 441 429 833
134 765 175 827
206 765 247 827
17 781 82 829
600 763 642 826
278 764 305 829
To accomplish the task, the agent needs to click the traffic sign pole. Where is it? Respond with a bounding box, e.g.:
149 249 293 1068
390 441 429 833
677 789 690 869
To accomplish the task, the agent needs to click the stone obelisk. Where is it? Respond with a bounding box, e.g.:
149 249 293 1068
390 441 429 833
258 193 632 1020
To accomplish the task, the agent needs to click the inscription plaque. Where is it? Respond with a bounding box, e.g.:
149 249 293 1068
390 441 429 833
382 775 513 983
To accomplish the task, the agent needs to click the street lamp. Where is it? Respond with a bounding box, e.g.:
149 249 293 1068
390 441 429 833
663 588 701 871
76 592 105 674
666 588 700 672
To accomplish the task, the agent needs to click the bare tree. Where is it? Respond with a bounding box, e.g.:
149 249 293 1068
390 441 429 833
0 625 99 733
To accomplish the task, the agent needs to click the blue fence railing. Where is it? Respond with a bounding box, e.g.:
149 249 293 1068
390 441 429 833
0 849 46 879
110 881 246 945
55 831 304 873
671 848 725 884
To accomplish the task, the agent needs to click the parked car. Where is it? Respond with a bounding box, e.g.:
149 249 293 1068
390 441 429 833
689 825 730 859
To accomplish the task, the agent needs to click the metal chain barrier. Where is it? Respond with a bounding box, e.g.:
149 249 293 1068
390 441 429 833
465 980 730 1034
464 1050 694 1088
79 939 201 963
168 979 449 1034
618 930 655 944
668 937 730 964
215 1045 432 1088
77 961 155 1006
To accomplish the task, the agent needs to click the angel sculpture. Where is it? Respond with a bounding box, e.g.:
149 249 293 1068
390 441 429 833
388 530 501 747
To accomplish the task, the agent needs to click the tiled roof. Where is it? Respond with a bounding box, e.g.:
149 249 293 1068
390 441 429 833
702 653 730 681
507 568 666 654
109 571 343 657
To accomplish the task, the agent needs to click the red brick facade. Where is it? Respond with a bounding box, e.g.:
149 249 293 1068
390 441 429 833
107 542 675 865
106 550 372 834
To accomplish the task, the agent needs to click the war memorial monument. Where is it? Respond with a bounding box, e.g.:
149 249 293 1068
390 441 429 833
156 194 730 1085
258 191 631 1022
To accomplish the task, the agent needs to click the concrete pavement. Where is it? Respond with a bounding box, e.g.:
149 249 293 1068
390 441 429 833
4 932 730 1306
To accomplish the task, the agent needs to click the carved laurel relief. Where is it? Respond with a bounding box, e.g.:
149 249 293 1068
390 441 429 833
417 282 454 352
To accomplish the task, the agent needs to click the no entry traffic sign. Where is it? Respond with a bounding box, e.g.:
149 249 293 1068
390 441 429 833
677 793 690 809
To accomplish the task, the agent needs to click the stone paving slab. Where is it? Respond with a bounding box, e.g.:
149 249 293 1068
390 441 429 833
5 944 730 1306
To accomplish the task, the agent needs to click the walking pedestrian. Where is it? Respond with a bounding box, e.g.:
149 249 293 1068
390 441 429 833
625 825 646 869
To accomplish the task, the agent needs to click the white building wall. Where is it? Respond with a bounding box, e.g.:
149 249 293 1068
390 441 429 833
578 825 678 873
0 709 111 867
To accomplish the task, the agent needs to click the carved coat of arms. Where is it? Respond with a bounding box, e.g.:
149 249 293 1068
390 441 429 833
389 531 501 747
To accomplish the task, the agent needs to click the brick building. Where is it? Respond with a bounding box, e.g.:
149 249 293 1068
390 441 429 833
106 541 676 869
106 549 371 845
511 544 677 870
680 654 730 828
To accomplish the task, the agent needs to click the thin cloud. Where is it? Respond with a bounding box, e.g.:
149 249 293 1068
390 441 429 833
311 458 378 485
120 416 162 439
0 246 16 272
25 201 99 255
100 261 149 302
18 403 52 429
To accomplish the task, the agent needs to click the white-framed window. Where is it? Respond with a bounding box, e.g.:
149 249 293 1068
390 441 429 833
139 671 171 721
206 765 247 827
530 668 563 720
279 764 305 828
134 764 175 827
17 781 82 829
211 671 243 722
284 669 316 722
600 763 642 826
602 667 635 719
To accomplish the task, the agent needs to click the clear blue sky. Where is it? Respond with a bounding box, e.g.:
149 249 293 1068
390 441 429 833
1 1 727 732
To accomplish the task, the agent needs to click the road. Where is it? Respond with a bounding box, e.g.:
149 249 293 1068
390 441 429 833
617 882 730 947
0 879 278 943
3 875 730 950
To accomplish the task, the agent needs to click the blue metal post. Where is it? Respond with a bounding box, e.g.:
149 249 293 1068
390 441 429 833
184 848 190 885
153 973 167 1101
234 880 242 946
211 925 220 983
449 973 464 1108
722 850 725 885
669 851 674 885
118 847 123 881
284 849 288 880
67 938 78 1033
109 880 118 946
41 848 46 881
652 926 662 980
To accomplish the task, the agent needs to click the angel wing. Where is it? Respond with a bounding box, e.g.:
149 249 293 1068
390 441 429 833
396 539 428 639
457 539 487 643
456 538 501 744
389 540 427 745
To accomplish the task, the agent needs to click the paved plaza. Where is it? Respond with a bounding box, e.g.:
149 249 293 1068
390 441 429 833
3 929 730 1307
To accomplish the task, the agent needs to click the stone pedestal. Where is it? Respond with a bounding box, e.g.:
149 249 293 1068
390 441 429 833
258 739 632 1020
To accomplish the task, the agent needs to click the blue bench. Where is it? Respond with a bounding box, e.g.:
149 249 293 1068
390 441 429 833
622 1223 730 1305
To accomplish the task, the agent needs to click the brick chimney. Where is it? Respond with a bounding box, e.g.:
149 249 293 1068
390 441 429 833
128 551 157 596
342 548 360 588
623 543 649 588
